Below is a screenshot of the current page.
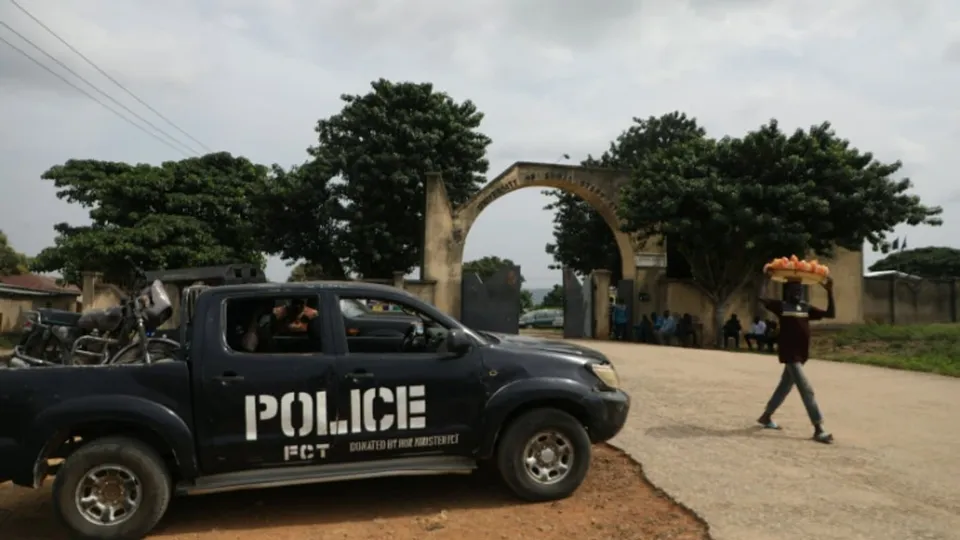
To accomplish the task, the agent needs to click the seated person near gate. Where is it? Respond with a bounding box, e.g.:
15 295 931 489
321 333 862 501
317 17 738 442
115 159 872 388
722 314 742 348
636 314 655 343
657 310 677 345
744 316 768 350
675 313 697 347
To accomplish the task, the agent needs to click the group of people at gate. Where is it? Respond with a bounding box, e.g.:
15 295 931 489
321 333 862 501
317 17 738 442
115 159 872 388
610 302 700 347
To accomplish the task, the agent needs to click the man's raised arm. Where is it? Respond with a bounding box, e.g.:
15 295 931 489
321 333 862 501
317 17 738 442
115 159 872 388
812 277 836 320
758 276 783 316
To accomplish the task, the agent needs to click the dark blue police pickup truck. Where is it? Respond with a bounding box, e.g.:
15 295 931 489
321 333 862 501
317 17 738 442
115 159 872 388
0 281 630 539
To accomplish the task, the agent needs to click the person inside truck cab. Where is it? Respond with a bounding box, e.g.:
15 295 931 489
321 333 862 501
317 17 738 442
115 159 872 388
238 299 274 353
272 298 317 333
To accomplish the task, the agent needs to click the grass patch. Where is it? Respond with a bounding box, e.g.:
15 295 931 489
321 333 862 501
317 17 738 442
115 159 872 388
0 333 18 350
810 323 960 377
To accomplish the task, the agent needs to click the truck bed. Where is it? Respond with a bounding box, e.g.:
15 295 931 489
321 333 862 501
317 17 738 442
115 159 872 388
0 361 193 485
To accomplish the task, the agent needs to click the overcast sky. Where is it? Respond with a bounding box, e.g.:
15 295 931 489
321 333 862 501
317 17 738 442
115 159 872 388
1 0 958 288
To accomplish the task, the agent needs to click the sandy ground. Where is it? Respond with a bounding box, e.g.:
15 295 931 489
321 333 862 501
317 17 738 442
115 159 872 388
3 341 959 540
0 445 705 540
597 341 960 540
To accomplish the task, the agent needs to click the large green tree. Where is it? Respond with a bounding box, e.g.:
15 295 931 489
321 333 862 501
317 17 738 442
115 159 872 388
255 160 347 279
309 79 492 278
869 247 960 278
544 112 707 281
31 153 267 286
0 230 30 275
618 119 942 344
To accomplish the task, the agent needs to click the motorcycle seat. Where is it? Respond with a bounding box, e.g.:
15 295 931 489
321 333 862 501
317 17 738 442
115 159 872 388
37 308 83 327
77 306 125 333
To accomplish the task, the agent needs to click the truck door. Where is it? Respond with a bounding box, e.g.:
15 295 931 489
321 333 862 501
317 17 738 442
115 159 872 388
324 291 486 464
194 292 339 475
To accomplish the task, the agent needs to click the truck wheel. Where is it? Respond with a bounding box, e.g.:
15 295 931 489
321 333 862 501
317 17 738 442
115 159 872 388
496 408 591 502
52 436 171 540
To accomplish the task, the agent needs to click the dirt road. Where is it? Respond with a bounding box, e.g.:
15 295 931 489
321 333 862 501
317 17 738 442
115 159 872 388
598 341 960 540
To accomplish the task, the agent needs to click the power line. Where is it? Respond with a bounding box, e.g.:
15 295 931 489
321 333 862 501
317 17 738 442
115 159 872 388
0 33 192 157
8 0 214 153
0 21 200 156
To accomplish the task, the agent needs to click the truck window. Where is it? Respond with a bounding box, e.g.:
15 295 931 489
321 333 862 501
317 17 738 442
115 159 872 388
224 295 322 354
339 298 370 318
336 294 449 355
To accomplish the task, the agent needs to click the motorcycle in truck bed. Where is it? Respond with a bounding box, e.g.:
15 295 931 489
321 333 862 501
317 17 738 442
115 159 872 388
9 264 265 367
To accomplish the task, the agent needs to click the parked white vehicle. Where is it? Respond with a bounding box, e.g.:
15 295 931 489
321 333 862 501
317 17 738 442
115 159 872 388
520 308 563 329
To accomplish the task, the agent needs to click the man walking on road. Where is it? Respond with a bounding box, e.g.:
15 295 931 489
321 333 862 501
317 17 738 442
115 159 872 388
757 276 836 444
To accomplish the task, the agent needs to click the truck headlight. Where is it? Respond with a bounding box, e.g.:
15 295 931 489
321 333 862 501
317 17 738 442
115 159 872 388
590 363 620 390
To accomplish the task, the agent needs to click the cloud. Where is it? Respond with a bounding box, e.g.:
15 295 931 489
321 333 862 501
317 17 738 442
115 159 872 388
1 0 958 286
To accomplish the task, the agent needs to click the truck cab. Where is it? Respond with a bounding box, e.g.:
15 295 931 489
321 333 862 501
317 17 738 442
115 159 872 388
0 281 630 540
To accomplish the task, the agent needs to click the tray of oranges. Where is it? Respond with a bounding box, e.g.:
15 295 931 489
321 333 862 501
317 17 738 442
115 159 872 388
763 255 830 285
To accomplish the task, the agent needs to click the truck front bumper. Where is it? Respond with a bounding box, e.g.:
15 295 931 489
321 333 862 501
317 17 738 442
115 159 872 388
581 389 630 443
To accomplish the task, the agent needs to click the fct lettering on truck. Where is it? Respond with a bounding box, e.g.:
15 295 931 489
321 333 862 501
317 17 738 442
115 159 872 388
244 385 427 460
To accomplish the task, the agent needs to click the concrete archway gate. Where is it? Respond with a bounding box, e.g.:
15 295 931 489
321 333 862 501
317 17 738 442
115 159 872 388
422 161 664 339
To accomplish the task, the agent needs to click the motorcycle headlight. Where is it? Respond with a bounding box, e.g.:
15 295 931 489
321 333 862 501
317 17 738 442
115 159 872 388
590 363 620 390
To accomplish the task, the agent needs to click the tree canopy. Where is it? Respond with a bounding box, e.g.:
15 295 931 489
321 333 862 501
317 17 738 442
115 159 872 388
869 247 960 278
520 289 534 312
0 230 30 275
256 160 347 279
30 153 267 286
462 255 524 283
544 112 706 281
308 79 492 278
539 284 563 308
287 262 327 282
618 118 942 342
543 191 622 282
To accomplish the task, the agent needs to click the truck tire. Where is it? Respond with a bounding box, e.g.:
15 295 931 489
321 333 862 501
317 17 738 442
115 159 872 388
496 407 592 502
52 436 172 540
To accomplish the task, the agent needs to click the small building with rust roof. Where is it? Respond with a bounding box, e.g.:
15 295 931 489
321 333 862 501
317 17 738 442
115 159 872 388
0 274 81 333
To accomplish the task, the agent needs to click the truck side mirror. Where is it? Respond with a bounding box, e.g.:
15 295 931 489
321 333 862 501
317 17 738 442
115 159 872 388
447 329 471 354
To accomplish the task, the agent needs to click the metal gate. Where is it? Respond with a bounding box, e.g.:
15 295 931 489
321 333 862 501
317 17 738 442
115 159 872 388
562 268 585 338
460 265 521 334
562 268 595 339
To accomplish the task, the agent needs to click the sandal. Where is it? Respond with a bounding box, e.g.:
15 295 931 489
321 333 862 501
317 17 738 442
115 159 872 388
813 431 834 444
757 417 782 430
